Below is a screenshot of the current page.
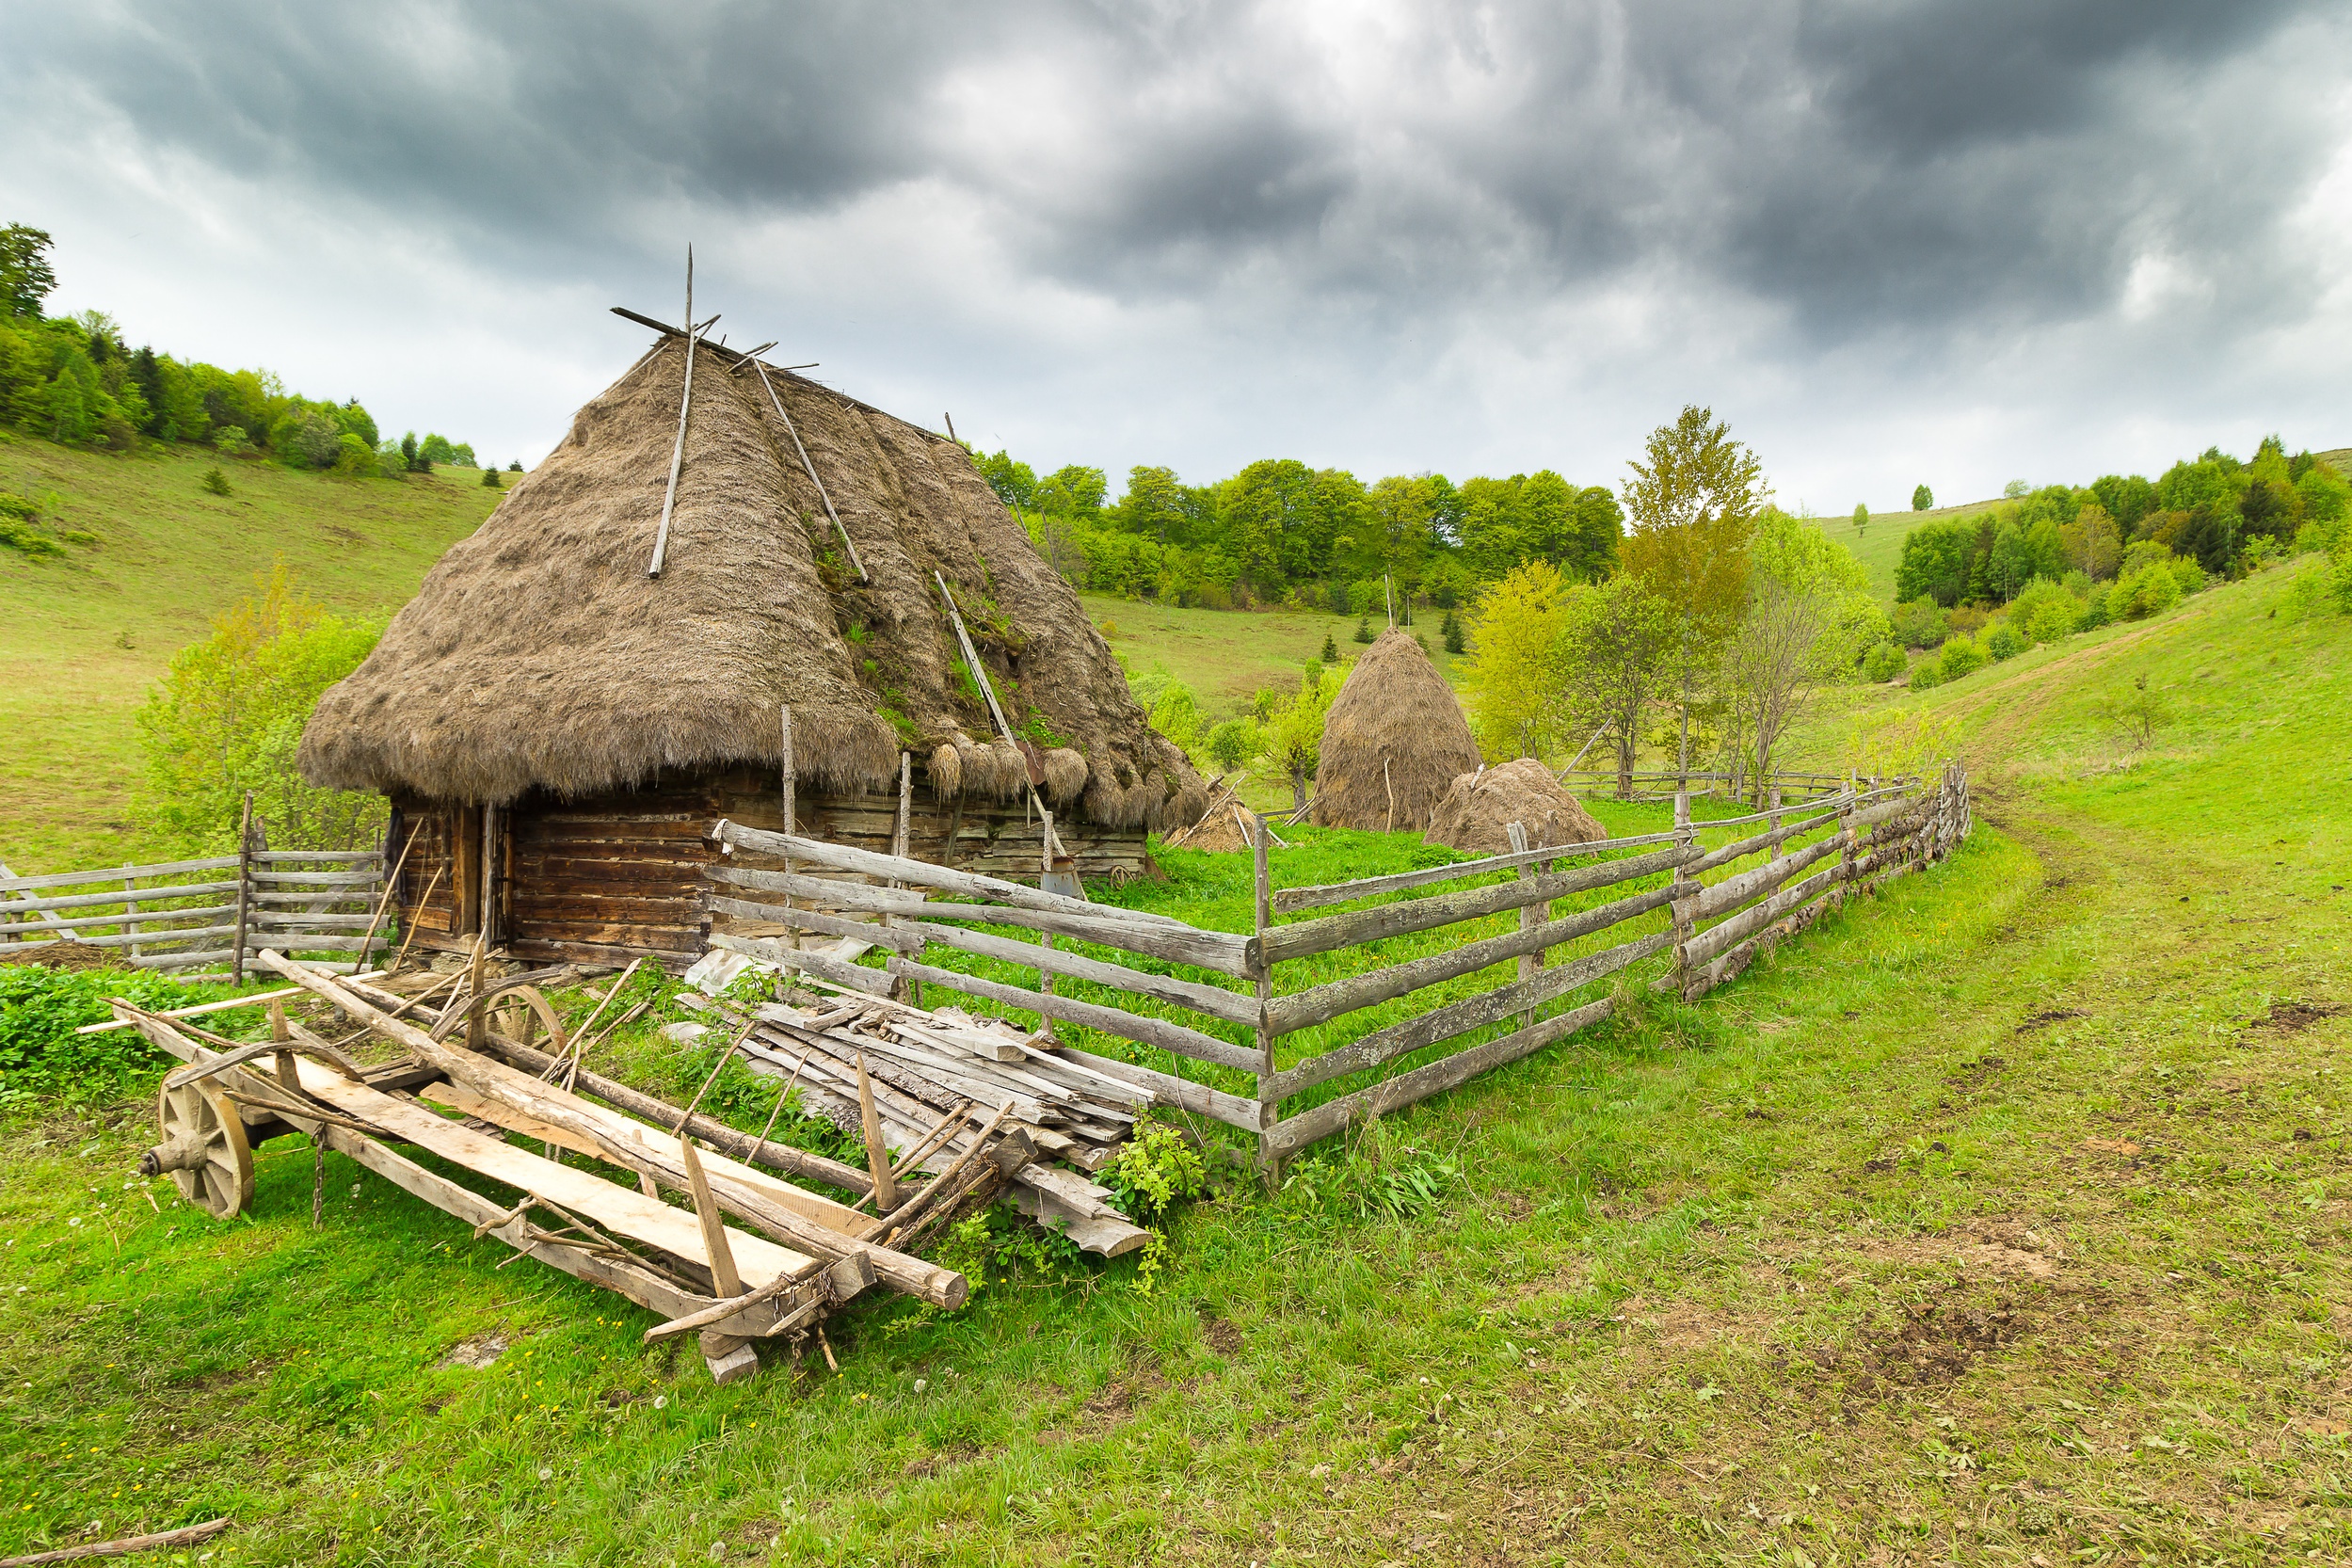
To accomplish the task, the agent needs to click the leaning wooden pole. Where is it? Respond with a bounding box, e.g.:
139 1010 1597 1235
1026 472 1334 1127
230 792 255 985
648 246 696 580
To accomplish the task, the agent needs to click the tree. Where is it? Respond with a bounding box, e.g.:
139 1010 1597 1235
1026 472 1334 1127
2003 479 2032 500
1619 405 1766 774
1352 616 1374 644
1258 665 1344 810
1320 632 1338 662
134 563 387 851
1462 561 1575 760
507 459 522 472
978 450 1037 510
1203 718 1259 774
481 464 501 488
1852 503 1869 536
1553 576 1676 797
1912 484 1933 512
1719 510 1874 801
1441 608 1464 654
400 432 423 472
2059 502 2122 579
0 225 56 317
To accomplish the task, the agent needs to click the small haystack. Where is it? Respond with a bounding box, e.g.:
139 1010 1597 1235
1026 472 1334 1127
1423 759 1608 856
1310 630 1480 832
1162 777 1256 853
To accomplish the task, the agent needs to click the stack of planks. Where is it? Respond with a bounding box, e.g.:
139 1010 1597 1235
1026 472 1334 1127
696 989 1152 1256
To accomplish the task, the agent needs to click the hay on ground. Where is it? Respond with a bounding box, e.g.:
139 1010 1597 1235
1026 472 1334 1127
298 335 1203 832
1310 630 1480 832
1423 759 1608 856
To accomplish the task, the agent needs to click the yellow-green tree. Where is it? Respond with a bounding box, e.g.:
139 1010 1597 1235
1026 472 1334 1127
1258 663 1347 811
1621 406 1766 773
134 563 386 851
1462 560 1575 760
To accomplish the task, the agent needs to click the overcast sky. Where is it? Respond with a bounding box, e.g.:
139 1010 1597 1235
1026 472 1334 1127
6 1 2348 512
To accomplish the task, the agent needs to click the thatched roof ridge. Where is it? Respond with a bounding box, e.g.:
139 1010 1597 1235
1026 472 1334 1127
1310 629 1480 832
299 337 1205 831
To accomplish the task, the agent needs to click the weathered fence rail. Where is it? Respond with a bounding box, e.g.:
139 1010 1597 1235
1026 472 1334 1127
0 840 388 982
1557 767 1873 806
699 760 1972 1171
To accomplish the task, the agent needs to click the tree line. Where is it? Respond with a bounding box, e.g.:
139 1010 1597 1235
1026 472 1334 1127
0 224 491 478
976 450 1623 616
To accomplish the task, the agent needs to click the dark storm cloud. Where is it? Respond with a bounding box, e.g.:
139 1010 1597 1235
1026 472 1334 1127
5 0 2341 339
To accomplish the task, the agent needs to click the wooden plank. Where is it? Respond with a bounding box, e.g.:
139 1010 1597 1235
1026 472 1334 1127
1270 830 1687 913
1682 803 1848 874
1258 843 1699 966
248 869 383 887
5 880 242 914
907 920 1263 1028
1046 1045 1262 1131
707 896 928 953
1692 833 1844 920
705 864 1246 970
712 820 1190 930
884 955 1262 1073
16 904 235 934
706 932 896 996
1262 880 1679 1034
1266 929 1673 1101
8 922 238 952
0 856 239 893
251 851 382 863
1678 860 1844 969
1263 998 1614 1157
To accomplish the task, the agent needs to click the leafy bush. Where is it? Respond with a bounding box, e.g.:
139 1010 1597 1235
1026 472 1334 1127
1861 641 1907 682
1907 658 1942 691
1101 1120 1207 1223
1937 636 1988 681
2105 559 2183 621
1912 484 1933 511
1202 717 1260 774
134 563 388 850
200 466 231 496
0 964 239 1105
1889 597 1949 649
1983 619 2025 661
2008 577 2081 645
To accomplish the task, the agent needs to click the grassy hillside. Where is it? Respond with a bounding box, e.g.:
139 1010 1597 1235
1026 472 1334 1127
1810 497 1999 603
0 433 501 872
1082 591 1466 711
5 531 2348 1562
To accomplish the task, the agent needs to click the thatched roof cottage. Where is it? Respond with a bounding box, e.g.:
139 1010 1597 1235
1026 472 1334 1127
300 328 1206 967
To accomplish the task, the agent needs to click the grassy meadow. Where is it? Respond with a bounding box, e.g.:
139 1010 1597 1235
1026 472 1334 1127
1810 497 1998 604
3 554 2347 1564
0 433 502 871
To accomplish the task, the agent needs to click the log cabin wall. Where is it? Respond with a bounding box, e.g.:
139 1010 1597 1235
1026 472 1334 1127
387 761 1153 968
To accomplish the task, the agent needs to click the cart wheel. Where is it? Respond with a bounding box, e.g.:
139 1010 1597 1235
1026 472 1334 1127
142 1081 255 1221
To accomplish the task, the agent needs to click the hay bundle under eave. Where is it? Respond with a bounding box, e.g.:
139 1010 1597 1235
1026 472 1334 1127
1423 759 1608 856
1309 630 1480 832
297 336 1205 832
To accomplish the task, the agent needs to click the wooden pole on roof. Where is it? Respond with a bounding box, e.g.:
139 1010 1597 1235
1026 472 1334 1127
780 705 796 952
648 246 696 580
749 357 867 583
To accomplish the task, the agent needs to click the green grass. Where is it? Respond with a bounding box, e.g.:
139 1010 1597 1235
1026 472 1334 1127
5 556 2349 1563
1083 591 1464 716
0 432 502 872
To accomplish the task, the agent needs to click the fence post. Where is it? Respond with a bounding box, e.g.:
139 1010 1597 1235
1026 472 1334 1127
1037 809 1057 1043
1767 784 1783 863
1252 811 1279 1188
1670 790 1697 998
230 792 256 985
1506 821 1541 1031
122 867 140 961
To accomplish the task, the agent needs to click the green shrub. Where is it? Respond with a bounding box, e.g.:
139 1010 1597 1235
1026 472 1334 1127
1938 636 1988 681
1983 619 2026 661
1102 1120 1207 1224
1907 659 1943 691
1889 597 1949 649
200 466 232 496
0 964 240 1105
480 464 501 488
2106 560 2182 621
2008 577 2081 645
1202 718 1260 774
1861 641 1907 682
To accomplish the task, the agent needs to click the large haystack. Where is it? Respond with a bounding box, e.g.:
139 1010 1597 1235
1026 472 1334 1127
1309 630 1480 832
300 334 1203 832
1423 760 1608 856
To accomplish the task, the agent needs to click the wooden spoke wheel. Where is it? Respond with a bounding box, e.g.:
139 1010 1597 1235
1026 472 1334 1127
143 1081 255 1221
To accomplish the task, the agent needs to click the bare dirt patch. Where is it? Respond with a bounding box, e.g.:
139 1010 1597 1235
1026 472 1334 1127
434 1331 511 1369
2257 1000 2343 1034
1198 1309 1244 1357
1867 1297 2030 1385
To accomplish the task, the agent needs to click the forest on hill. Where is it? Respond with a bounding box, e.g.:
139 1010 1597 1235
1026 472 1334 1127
0 224 488 490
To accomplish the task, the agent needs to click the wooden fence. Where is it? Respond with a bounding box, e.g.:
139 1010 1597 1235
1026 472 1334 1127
699 760 1972 1169
1555 767 1872 806
1 832 388 981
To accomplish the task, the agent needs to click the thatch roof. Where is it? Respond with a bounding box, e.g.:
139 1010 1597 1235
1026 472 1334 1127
1309 630 1480 832
299 335 1204 831
1423 759 1607 856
